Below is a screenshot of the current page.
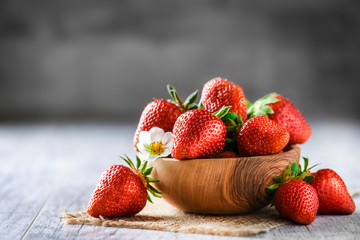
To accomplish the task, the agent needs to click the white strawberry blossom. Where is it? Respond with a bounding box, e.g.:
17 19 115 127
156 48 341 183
137 127 172 162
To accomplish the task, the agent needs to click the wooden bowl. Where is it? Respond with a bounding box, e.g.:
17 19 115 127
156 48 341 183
149 145 301 215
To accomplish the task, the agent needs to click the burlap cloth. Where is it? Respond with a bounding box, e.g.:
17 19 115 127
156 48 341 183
63 190 359 237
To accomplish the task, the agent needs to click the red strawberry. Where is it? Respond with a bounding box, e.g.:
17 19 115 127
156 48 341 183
274 179 319 225
133 85 199 151
217 151 239 158
267 158 320 225
310 169 355 214
267 95 311 144
200 78 247 122
133 100 182 151
171 109 227 160
237 116 289 156
87 156 161 218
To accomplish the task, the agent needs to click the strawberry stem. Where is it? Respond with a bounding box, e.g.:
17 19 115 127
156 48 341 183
167 84 199 112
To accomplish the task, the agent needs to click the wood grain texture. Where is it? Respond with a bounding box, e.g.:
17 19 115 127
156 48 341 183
150 145 301 215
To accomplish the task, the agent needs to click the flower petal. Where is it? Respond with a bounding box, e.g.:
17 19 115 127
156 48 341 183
160 148 171 158
138 131 152 146
136 143 150 154
137 142 148 155
138 151 150 161
149 127 165 143
162 132 173 145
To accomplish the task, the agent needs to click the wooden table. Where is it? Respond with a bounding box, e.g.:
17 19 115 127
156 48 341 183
1 121 359 239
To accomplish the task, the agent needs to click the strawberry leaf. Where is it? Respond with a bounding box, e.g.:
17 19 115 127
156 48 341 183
147 177 159 183
291 162 298 175
274 176 283 183
144 167 153 176
149 190 162 198
303 176 315 184
183 90 199 109
149 184 163 194
188 103 198 110
167 85 181 104
213 106 231 119
121 155 136 170
303 157 309 171
226 126 237 132
237 114 243 126
141 161 148 173
247 93 280 119
222 112 237 123
136 156 141 170
198 102 204 109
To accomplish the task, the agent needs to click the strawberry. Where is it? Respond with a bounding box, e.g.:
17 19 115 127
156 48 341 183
274 180 319 225
171 108 228 160
87 156 161 218
310 169 355 214
267 158 319 225
200 78 248 122
133 85 198 151
217 151 239 158
248 93 311 144
237 116 289 156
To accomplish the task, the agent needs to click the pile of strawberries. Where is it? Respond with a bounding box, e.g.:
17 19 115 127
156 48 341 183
85 77 355 224
268 158 355 224
133 77 312 159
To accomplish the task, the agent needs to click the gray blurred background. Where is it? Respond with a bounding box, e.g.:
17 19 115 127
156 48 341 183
1 0 359 122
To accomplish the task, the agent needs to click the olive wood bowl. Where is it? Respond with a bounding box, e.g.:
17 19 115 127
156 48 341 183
149 145 300 215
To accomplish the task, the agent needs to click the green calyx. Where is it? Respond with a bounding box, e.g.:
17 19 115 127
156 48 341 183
266 157 318 195
247 93 279 119
167 85 199 112
120 155 162 203
213 106 244 131
213 106 243 152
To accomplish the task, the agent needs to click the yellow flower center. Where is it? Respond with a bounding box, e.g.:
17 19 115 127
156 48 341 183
149 142 166 155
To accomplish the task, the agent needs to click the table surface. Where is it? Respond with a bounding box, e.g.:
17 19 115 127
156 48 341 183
1 120 360 240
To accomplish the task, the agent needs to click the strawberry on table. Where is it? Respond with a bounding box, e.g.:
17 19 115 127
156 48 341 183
87 156 161 218
237 116 289 156
171 108 229 160
274 180 319 225
133 85 198 151
200 77 248 122
267 158 319 225
310 169 355 214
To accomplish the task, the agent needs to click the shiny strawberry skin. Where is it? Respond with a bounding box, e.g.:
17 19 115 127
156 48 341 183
200 78 247 122
171 109 226 160
310 169 355 214
87 165 148 218
134 99 182 151
274 180 319 225
237 116 290 156
268 95 311 144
